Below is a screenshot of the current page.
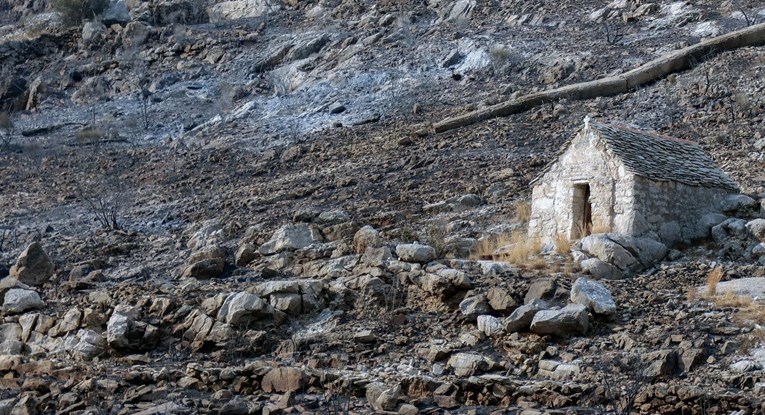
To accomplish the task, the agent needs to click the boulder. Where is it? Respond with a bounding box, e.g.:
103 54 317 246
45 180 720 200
216 292 280 327
396 243 436 263
577 233 667 276
106 305 159 351
721 194 757 214
208 0 281 22
9 242 54 286
259 224 323 255
353 225 382 253
580 258 622 280
570 277 616 315
486 287 516 312
524 278 557 304
477 315 502 336
235 243 257 266
181 244 226 279
746 219 765 242
504 299 547 333
261 367 306 393
458 294 490 318
81 21 107 45
366 383 399 412
530 304 589 336
447 352 493 376
3 289 44 314
63 329 107 360
102 0 131 25
121 21 151 48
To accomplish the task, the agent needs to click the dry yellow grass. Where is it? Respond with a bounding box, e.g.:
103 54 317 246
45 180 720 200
514 201 531 223
706 267 724 296
554 233 571 254
472 230 541 266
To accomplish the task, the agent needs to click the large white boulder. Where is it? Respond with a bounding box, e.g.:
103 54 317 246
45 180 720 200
570 277 616 315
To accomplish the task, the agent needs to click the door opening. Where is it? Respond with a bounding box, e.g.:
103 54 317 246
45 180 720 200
572 184 593 238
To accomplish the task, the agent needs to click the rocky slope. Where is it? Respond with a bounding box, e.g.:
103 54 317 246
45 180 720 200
2 0 765 414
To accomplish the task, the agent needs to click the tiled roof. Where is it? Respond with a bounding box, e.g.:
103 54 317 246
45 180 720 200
592 122 739 191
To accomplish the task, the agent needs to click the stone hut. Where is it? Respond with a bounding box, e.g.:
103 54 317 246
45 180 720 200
528 120 739 246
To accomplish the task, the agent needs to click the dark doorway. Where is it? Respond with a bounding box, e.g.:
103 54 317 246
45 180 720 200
572 184 593 238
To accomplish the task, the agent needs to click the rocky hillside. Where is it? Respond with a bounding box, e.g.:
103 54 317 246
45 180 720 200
2 0 765 414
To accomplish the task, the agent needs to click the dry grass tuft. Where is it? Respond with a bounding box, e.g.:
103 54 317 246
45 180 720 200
714 291 753 308
473 230 541 266
514 201 531 223
706 267 724 296
555 233 571 255
686 287 697 302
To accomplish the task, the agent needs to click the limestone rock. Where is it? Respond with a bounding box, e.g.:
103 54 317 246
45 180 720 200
208 0 282 22
459 294 490 318
580 257 622 280
235 243 257 266
3 289 44 314
121 21 151 48
486 287 516 311
530 304 589 336
524 278 557 304
396 243 436 263
578 233 667 276
102 0 130 25
182 244 226 279
106 305 159 351
477 315 502 336
721 194 757 213
504 299 547 333
9 242 54 286
261 367 306 392
63 329 107 360
81 21 107 45
746 219 765 241
353 225 383 253
570 277 616 315
216 292 278 326
447 352 492 376
259 224 323 255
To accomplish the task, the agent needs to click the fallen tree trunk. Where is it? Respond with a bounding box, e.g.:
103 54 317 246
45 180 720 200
432 22 765 134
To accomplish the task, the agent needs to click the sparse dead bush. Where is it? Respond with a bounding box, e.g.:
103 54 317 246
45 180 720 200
706 266 724 296
74 160 133 231
52 0 110 26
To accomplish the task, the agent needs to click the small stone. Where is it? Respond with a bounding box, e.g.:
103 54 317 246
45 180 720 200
354 329 376 343
329 102 346 114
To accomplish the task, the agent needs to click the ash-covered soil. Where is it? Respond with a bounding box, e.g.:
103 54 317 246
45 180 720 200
2 0 765 414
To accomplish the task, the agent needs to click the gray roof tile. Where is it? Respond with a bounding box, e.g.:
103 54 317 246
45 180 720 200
592 122 739 192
